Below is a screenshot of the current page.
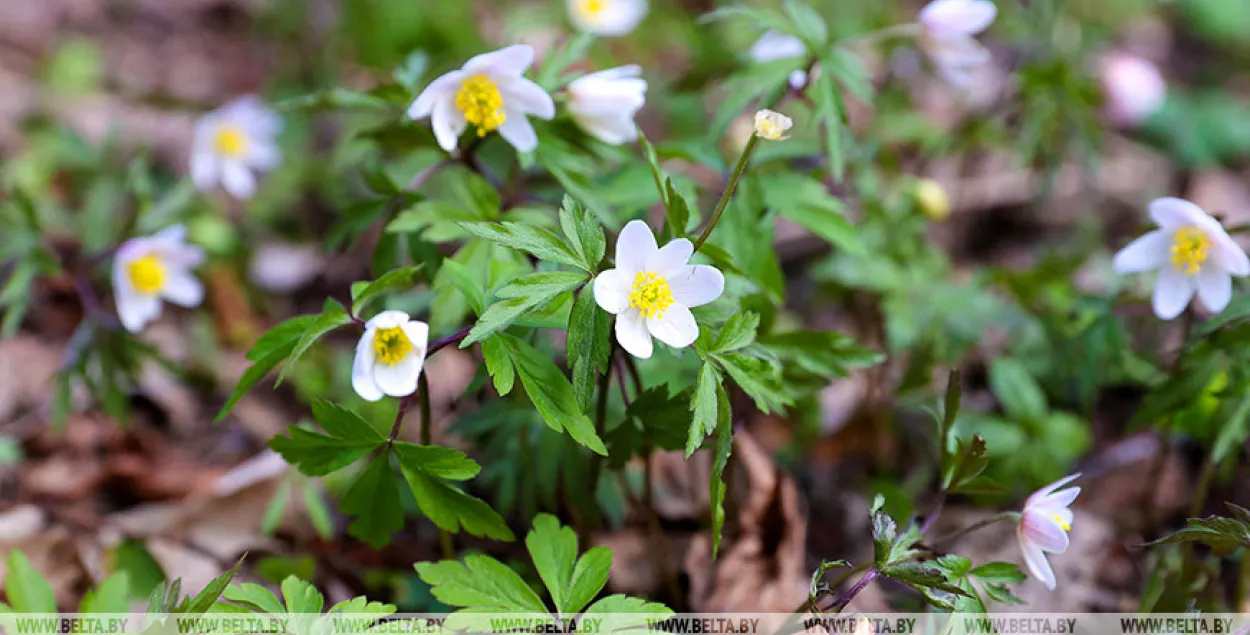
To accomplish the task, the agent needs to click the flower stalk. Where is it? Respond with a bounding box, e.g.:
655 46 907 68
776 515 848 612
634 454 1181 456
692 134 760 253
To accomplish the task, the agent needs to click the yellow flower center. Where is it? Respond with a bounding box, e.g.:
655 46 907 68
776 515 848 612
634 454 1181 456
582 0 607 15
455 75 507 137
126 254 166 295
629 272 674 319
1171 226 1211 275
213 125 249 159
1052 514 1071 532
373 326 414 366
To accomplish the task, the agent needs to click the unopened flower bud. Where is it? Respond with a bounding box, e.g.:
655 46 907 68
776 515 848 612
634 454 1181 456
914 179 951 221
753 109 792 141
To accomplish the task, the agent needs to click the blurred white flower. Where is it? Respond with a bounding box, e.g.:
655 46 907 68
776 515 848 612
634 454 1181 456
753 109 793 140
917 0 997 88
567 66 647 145
749 30 809 89
190 96 282 200
567 0 647 37
1017 473 1080 591
1099 53 1165 126
352 310 429 402
408 45 555 154
248 243 325 293
1114 198 1249 320
593 220 724 359
112 225 205 333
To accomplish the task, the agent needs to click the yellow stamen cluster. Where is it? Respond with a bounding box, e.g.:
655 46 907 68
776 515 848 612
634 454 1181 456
1171 226 1211 275
213 125 249 159
373 326 414 366
127 254 166 295
582 0 606 14
629 272 674 319
1052 514 1071 532
456 75 507 137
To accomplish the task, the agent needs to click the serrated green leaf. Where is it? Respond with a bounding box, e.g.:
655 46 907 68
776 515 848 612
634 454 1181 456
224 583 285 615
481 336 516 396
351 265 424 317
567 287 611 409
687 363 722 457
565 547 611 615
712 312 760 353
761 173 860 254
278 306 354 386
526 514 578 614
217 316 318 422
340 454 405 548
664 179 694 240
709 382 733 558
281 575 324 614
465 272 586 345
582 595 673 632
392 442 481 481
269 402 385 476
459 222 584 270
969 562 1027 584
6 550 56 612
559 196 606 272
396 449 514 541
184 558 243 615
501 335 608 456
712 351 792 413
415 555 547 613
438 259 487 316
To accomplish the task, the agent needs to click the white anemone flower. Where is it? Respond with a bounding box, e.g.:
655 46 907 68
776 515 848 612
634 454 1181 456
1114 198 1250 320
190 96 282 200
753 109 793 141
567 0 647 37
112 225 206 334
593 220 725 359
566 66 647 145
917 0 997 88
352 311 430 402
1099 52 1166 127
1017 473 1080 591
749 30 809 89
408 45 555 154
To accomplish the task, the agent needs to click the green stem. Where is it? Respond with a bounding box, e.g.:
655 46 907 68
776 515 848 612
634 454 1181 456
931 511 1019 546
692 134 760 253
840 22 924 47
1181 450 1218 564
419 373 432 446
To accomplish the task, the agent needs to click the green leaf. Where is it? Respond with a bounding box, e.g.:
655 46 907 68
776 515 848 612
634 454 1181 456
763 330 882 378
437 260 488 317
183 558 244 614
278 304 354 386
465 271 586 345
395 445 514 541
582 595 673 632
302 484 335 539
567 287 611 410
501 335 608 456
712 351 792 413
224 583 285 615
459 222 584 270
709 382 733 558
942 434 990 492
761 174 860 254
559 196 606 272
217 315 318 422
415 555 547 613
80 572 131 614
988 358 1048 423
269 402 385 476
782 0 828 50
1146 512 1250 555
687 363 723 457
261 480 292 536
1213 393 1250 464
5 550 56 612
881 562 972 598
664 179 694 239
712 312 760 353
340 453 405 548
275 88 396 113
526 514 577 614
969 562 1027 584
565 547 611 615
351 265 424 317
481 336 516 396
824 46 873 102
871 508 897 568
281 575 325 614
811 63 847 181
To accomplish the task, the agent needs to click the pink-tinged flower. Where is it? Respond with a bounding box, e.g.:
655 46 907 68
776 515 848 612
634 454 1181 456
111 225 206 333
917 0 997 88
1017 473 1080 591
1114 198 1250 320
1099 53 1165 126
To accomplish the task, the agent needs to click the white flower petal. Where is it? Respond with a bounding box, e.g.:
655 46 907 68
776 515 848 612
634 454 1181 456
667 265 724 308
225 96 282 139
928 35 991 87
117 291 161 334
464 44 535 78
431 97 467 152
593 269 633 314
246 142 281 172
220 161 256 200
749 31 806 62
647 238 693 276
1149 197 1208 230
1025 473 1081 509
569 0 648 35
501 77 555 119
615 220 658 275
1152 267 1194 320
409 70 466 120
615 309 653 359
1212 231 1250 277
1020 510 1070 553
402 320 430 352
646 304 698 350
366 310 410 330
352 332 384 402
572 113 638 145
497 112 539 153
1195 268 1233 314
1019 538 1056 591
161 271 204 308
1112 230 1169 274
1100 54 1165 126
189 150 219 192
920 0 997 37
374 354 422 397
